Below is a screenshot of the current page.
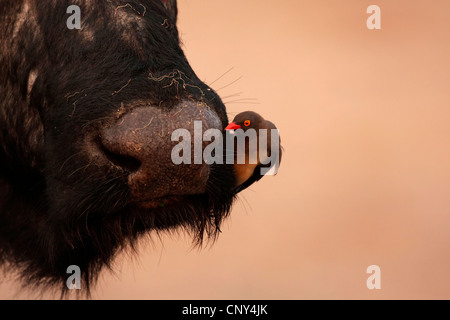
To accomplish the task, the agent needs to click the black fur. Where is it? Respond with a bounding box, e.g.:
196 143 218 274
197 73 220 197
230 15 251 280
0 0 237 296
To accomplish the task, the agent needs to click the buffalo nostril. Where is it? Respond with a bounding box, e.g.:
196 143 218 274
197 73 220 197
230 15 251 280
100 143 141 173
97 101 222 199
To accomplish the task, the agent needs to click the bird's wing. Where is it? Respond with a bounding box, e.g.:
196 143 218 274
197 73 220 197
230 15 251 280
235 121 282 193
234 163 266 193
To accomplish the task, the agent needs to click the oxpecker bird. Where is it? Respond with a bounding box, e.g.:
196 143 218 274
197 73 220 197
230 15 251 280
225 111 282 192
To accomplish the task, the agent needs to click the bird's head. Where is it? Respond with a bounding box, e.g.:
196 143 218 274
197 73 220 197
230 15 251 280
225 111 265 131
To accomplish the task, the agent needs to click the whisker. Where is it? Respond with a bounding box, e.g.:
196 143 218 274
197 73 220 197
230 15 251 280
208 67 234 86
224 97 259 102
58 151 85 174
225 101 261 105
67 163 95 178
214 76 243 92
220 92 244 100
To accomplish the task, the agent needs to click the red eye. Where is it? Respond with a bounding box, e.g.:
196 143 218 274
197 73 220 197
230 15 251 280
244 120 251 127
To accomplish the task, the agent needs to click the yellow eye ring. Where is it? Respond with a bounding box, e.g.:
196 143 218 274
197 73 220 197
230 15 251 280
244 120 251 127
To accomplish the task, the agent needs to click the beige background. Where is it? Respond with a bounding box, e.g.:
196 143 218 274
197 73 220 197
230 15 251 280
1 0 449 299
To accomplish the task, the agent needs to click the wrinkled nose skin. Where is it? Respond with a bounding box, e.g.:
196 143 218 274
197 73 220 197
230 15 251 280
100 101 222 204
